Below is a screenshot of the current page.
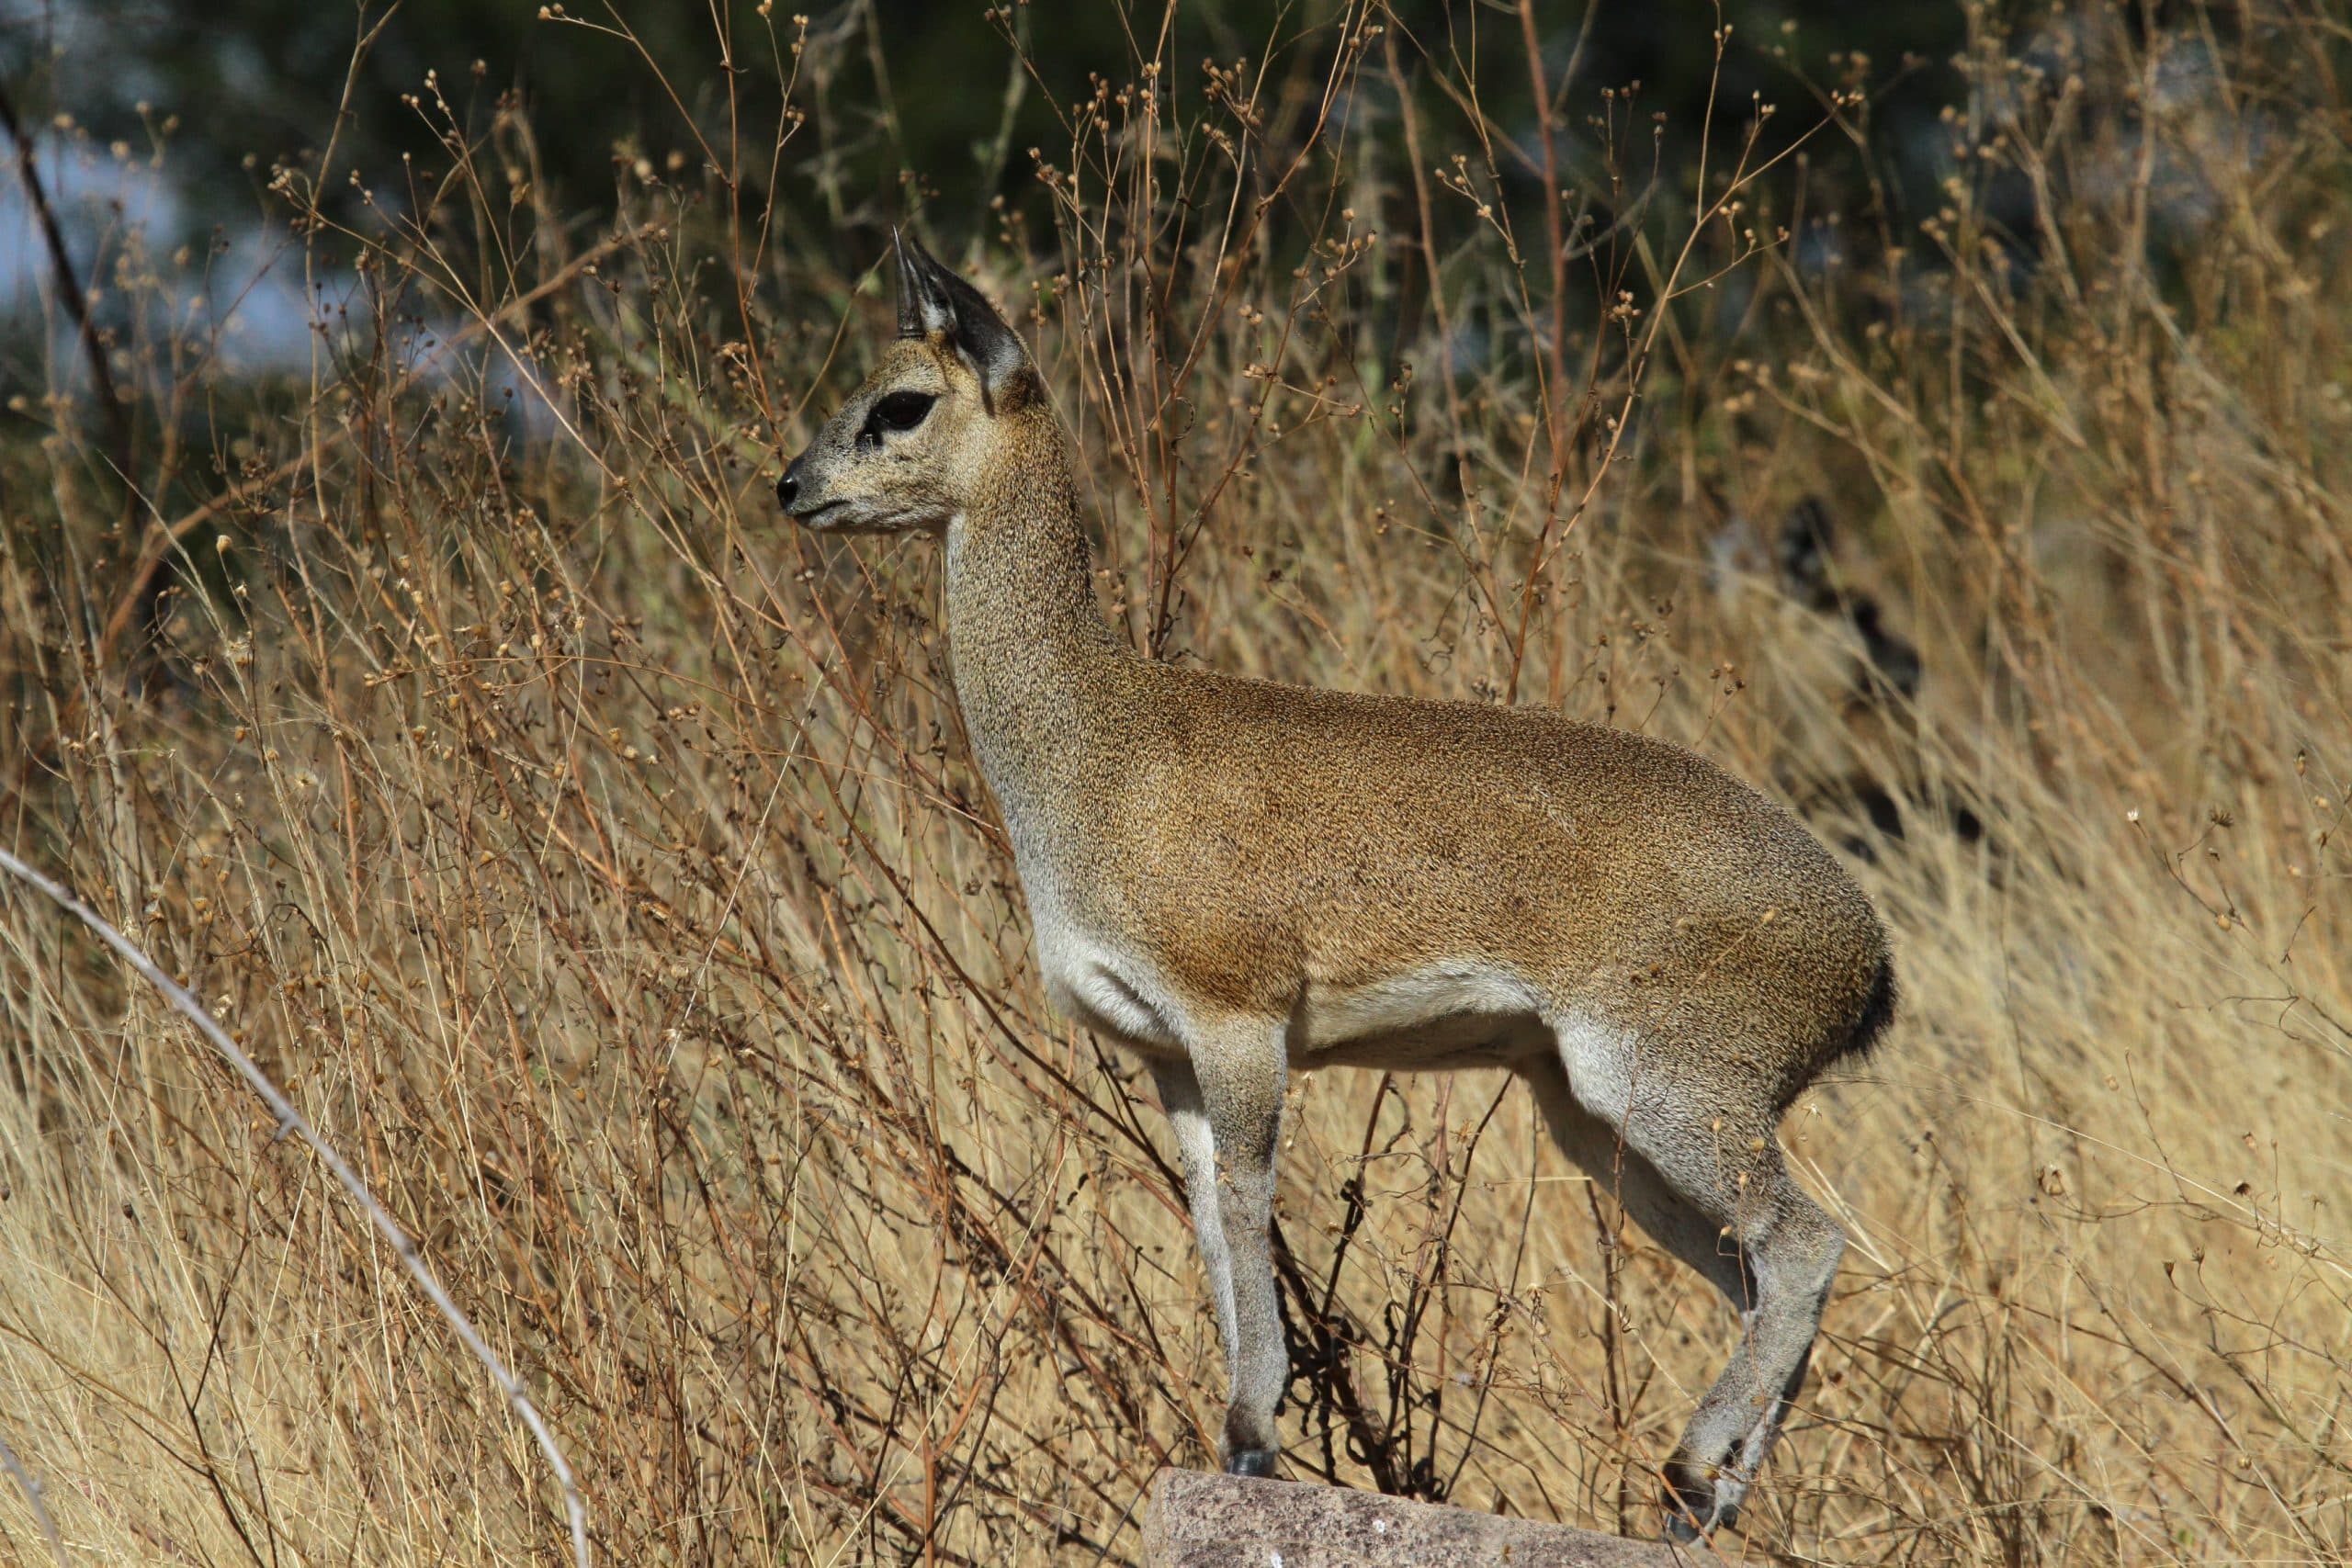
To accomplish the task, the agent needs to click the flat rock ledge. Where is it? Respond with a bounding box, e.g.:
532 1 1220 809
1142 1470 1708 1568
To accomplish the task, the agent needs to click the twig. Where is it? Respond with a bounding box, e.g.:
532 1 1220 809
0 847 592 1568
0 80 131 486
1515 0 1569 475
0 1425 68 1567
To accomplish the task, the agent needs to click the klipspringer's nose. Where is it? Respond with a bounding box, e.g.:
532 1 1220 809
775 454 806 513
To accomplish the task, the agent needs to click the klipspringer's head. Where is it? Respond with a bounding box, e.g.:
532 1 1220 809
775 231 1044 534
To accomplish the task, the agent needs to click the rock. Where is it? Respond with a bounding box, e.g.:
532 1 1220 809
1141 1469 1708 1568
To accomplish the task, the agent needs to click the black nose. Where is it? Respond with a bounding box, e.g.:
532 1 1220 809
775 454 806 512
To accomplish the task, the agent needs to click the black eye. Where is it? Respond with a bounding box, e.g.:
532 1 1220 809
867 390 935 438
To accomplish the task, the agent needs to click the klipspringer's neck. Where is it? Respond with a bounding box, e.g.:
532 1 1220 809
942 418 1126 833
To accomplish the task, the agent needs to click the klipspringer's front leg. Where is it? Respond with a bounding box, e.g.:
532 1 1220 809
1149 1021 1288 1475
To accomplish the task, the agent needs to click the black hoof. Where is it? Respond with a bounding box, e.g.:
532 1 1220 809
1661 1466 1736 1541
1226 1449 1277 1478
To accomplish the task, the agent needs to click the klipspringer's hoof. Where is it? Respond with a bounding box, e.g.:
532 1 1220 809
1661 1463 1739 1540
1664 1508 1714 1544
1225 1449 1278 1478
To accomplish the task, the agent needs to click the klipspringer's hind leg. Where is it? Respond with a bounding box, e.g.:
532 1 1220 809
1150 1021 1288 1475
1521 1055 1748 1302
1651 1157 1840 1541
1521 1048 1844 1539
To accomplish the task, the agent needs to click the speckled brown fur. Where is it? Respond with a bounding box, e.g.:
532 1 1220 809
778 234 1895 1538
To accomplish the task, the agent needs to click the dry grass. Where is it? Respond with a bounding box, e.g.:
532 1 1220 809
2 2 2349 1562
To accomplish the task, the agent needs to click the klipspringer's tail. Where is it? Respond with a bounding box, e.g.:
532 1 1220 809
1834 949 1899 1066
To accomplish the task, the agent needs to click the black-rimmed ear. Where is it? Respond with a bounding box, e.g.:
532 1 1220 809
892 229 1032 406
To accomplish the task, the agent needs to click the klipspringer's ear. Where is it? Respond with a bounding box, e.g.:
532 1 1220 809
892 229 1032 404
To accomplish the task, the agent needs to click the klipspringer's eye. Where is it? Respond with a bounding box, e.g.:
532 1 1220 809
867 390 936 436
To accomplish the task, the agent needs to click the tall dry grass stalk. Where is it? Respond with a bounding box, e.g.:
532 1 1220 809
2 2 2348 1562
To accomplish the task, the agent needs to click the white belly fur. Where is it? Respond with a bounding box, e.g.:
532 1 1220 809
1297 960 1552 1068
1035 904 1557 1071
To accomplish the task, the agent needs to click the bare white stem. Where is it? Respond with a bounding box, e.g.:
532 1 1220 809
0 847 590 1568
0 1424 68 1567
